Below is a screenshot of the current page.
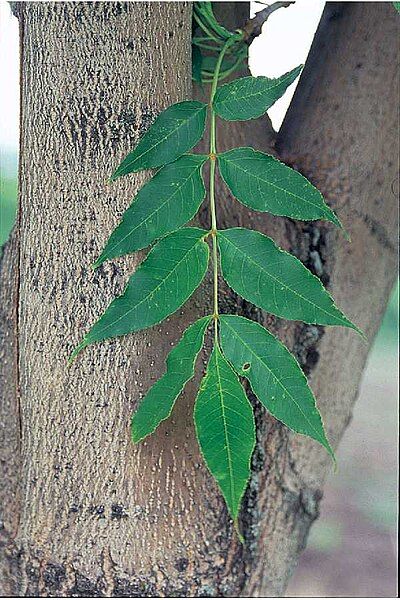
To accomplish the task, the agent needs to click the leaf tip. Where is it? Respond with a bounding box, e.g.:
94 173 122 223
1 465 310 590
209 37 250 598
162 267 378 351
358 327 368 342
68 340 88 365
326 443 337 468
91 258 103 270
233 518 244 545
327 209 347 235
348 320 366 340
341 314 364 339
131 421 145 445
342 227 351 242
331 215 350 241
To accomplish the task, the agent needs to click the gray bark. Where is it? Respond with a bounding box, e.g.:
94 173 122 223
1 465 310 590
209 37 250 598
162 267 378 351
0 1 398 596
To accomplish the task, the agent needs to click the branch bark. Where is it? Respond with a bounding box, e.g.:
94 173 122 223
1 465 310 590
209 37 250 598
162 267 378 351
241 1 295 44
0 1 398 597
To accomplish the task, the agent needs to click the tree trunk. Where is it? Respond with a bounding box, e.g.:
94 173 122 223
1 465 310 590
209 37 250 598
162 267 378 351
0 1 397 596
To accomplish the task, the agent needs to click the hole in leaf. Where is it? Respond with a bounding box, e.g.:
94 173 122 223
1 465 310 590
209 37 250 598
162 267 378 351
242 362 251 371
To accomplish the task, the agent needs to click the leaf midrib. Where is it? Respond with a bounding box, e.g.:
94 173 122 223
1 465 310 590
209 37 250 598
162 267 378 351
219 232 347 326
221 318 327 445
214 350 236 512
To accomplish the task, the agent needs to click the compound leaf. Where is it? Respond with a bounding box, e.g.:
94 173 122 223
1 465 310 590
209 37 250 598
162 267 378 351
111 101 207 179
194 345 255 519
70 228 209 360
213 66 302 121
132 316 211 443
219 315 334 460
218 228 360 332
218 147 343 230
94 154 208 268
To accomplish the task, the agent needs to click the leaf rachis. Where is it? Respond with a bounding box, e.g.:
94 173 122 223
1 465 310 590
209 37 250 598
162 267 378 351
208 35 241 344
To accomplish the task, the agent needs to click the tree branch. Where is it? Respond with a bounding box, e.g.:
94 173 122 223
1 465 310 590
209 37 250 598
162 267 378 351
241 1 295 44
8 2 21 19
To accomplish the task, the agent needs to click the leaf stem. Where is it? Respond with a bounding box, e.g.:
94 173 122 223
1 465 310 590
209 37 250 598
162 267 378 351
209 117 219 343
208 37 240 343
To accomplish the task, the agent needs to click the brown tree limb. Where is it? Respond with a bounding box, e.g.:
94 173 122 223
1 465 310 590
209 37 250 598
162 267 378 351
242 1 295 44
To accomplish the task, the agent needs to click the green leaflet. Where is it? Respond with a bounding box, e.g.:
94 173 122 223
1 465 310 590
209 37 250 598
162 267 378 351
213 66 302 121
94 155 208 268
218 147 343 230
110 101 207 179
218 228 360 332
394 2 400 12
70 228 209 360
219 315 334 460
132 316 211 443
194 345 255 520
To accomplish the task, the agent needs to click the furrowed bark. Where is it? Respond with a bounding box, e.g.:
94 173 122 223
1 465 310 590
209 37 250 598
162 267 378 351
0 1 397 596
0 231 21 596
